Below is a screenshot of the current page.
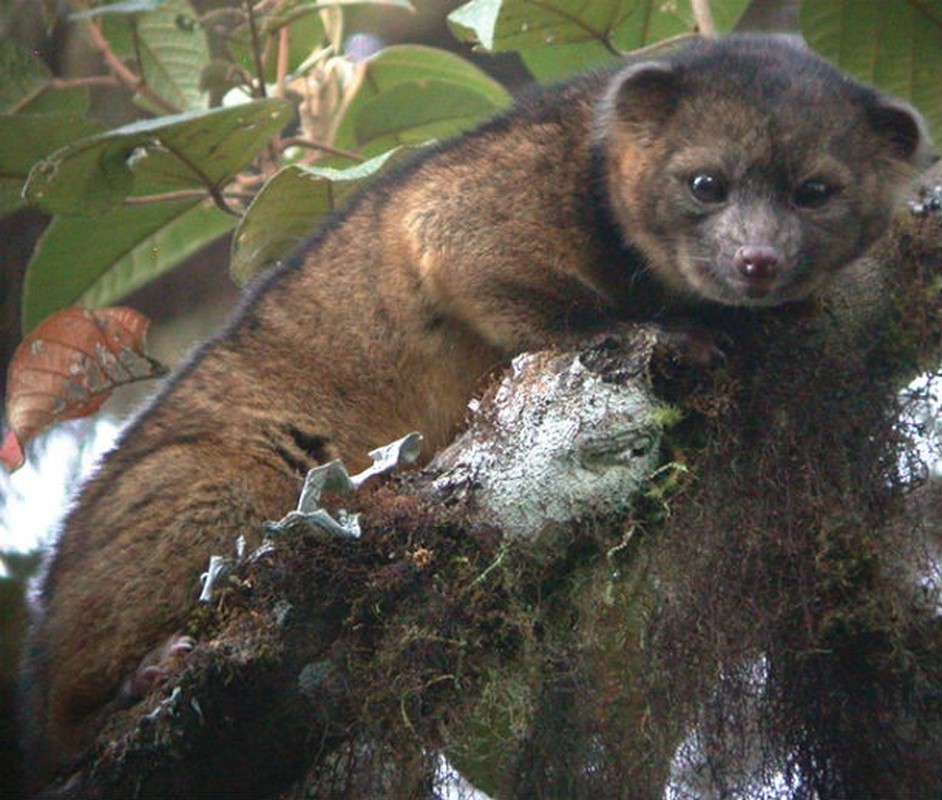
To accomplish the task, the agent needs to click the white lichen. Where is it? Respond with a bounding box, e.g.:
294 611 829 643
432 349 661 548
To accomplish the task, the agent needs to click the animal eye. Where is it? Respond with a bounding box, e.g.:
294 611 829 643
688 172 729 204
792 178 838 209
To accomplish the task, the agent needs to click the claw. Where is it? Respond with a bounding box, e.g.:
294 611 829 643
120 634 195 704
652 324 727 367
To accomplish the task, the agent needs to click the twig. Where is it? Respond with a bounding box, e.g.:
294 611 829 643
908 0 942 31
80 15 180 114
157 140 241 217
691 0 718 38
233 172 268 189
49 75 119 90
129 17 147 94
279 136 364 162
123 189 222 205
245 0 268 98
276 23 289 99
624 33 699 59
198 6 249 26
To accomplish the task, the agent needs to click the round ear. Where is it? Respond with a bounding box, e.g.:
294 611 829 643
868 97 935 169
604 61 684 132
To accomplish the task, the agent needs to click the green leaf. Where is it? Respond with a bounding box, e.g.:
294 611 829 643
97 3 162 60
134 0 210 112
77 203 237 310
17 85 89 116
348 44 508 104
70 0 165 18
519 41 619 81
23 200 235 332
0 38 52 113
0 39 88 115
448 0 750 80
24 98 294 216
448 0 671 52
351 81 501 150
708 0 755 34
801 0 942 144
0 113 104 216
231 148 409 283
446 0 501 50
332 45 510 155
70 3 209 110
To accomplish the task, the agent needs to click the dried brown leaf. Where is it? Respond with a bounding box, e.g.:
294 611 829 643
2 307 166 471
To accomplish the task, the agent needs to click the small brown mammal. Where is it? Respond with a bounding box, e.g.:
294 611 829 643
20 34 931 791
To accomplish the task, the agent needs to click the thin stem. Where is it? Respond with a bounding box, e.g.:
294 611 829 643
276 23 289 99
279 136 363 162
123 189 220 205
245 0 268 98
130 17 145 88
81 15 180 115
158 140 241 217
50 75 119 89
627 33 699 60
691 0 718 38
907 0 942 31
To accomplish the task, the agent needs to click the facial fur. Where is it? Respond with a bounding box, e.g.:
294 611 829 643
598 36 932 308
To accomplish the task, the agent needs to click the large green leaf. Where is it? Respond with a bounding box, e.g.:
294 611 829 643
346 44 508 104
801 0 942 144
346 81 501 151
448 0 648 52
518 41 621 82
23 200 235 332
134 0 211 112
0 38 53 113
23 98 294 216
13 85 88 116
0 39 88 115
230 148 410 283
332 45 510 156
78 1 210 110
448 0 750 80
96 2 166 60
0 113 104 216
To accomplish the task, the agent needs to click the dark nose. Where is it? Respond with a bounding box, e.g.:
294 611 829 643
734 245 782 281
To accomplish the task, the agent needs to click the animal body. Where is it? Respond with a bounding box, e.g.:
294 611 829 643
20 34 930 791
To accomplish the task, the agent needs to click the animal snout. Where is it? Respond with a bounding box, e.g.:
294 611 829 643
734 245 782 281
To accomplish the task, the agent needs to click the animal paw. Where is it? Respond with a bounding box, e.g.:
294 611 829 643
651 324 726 368
120 634 195 704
